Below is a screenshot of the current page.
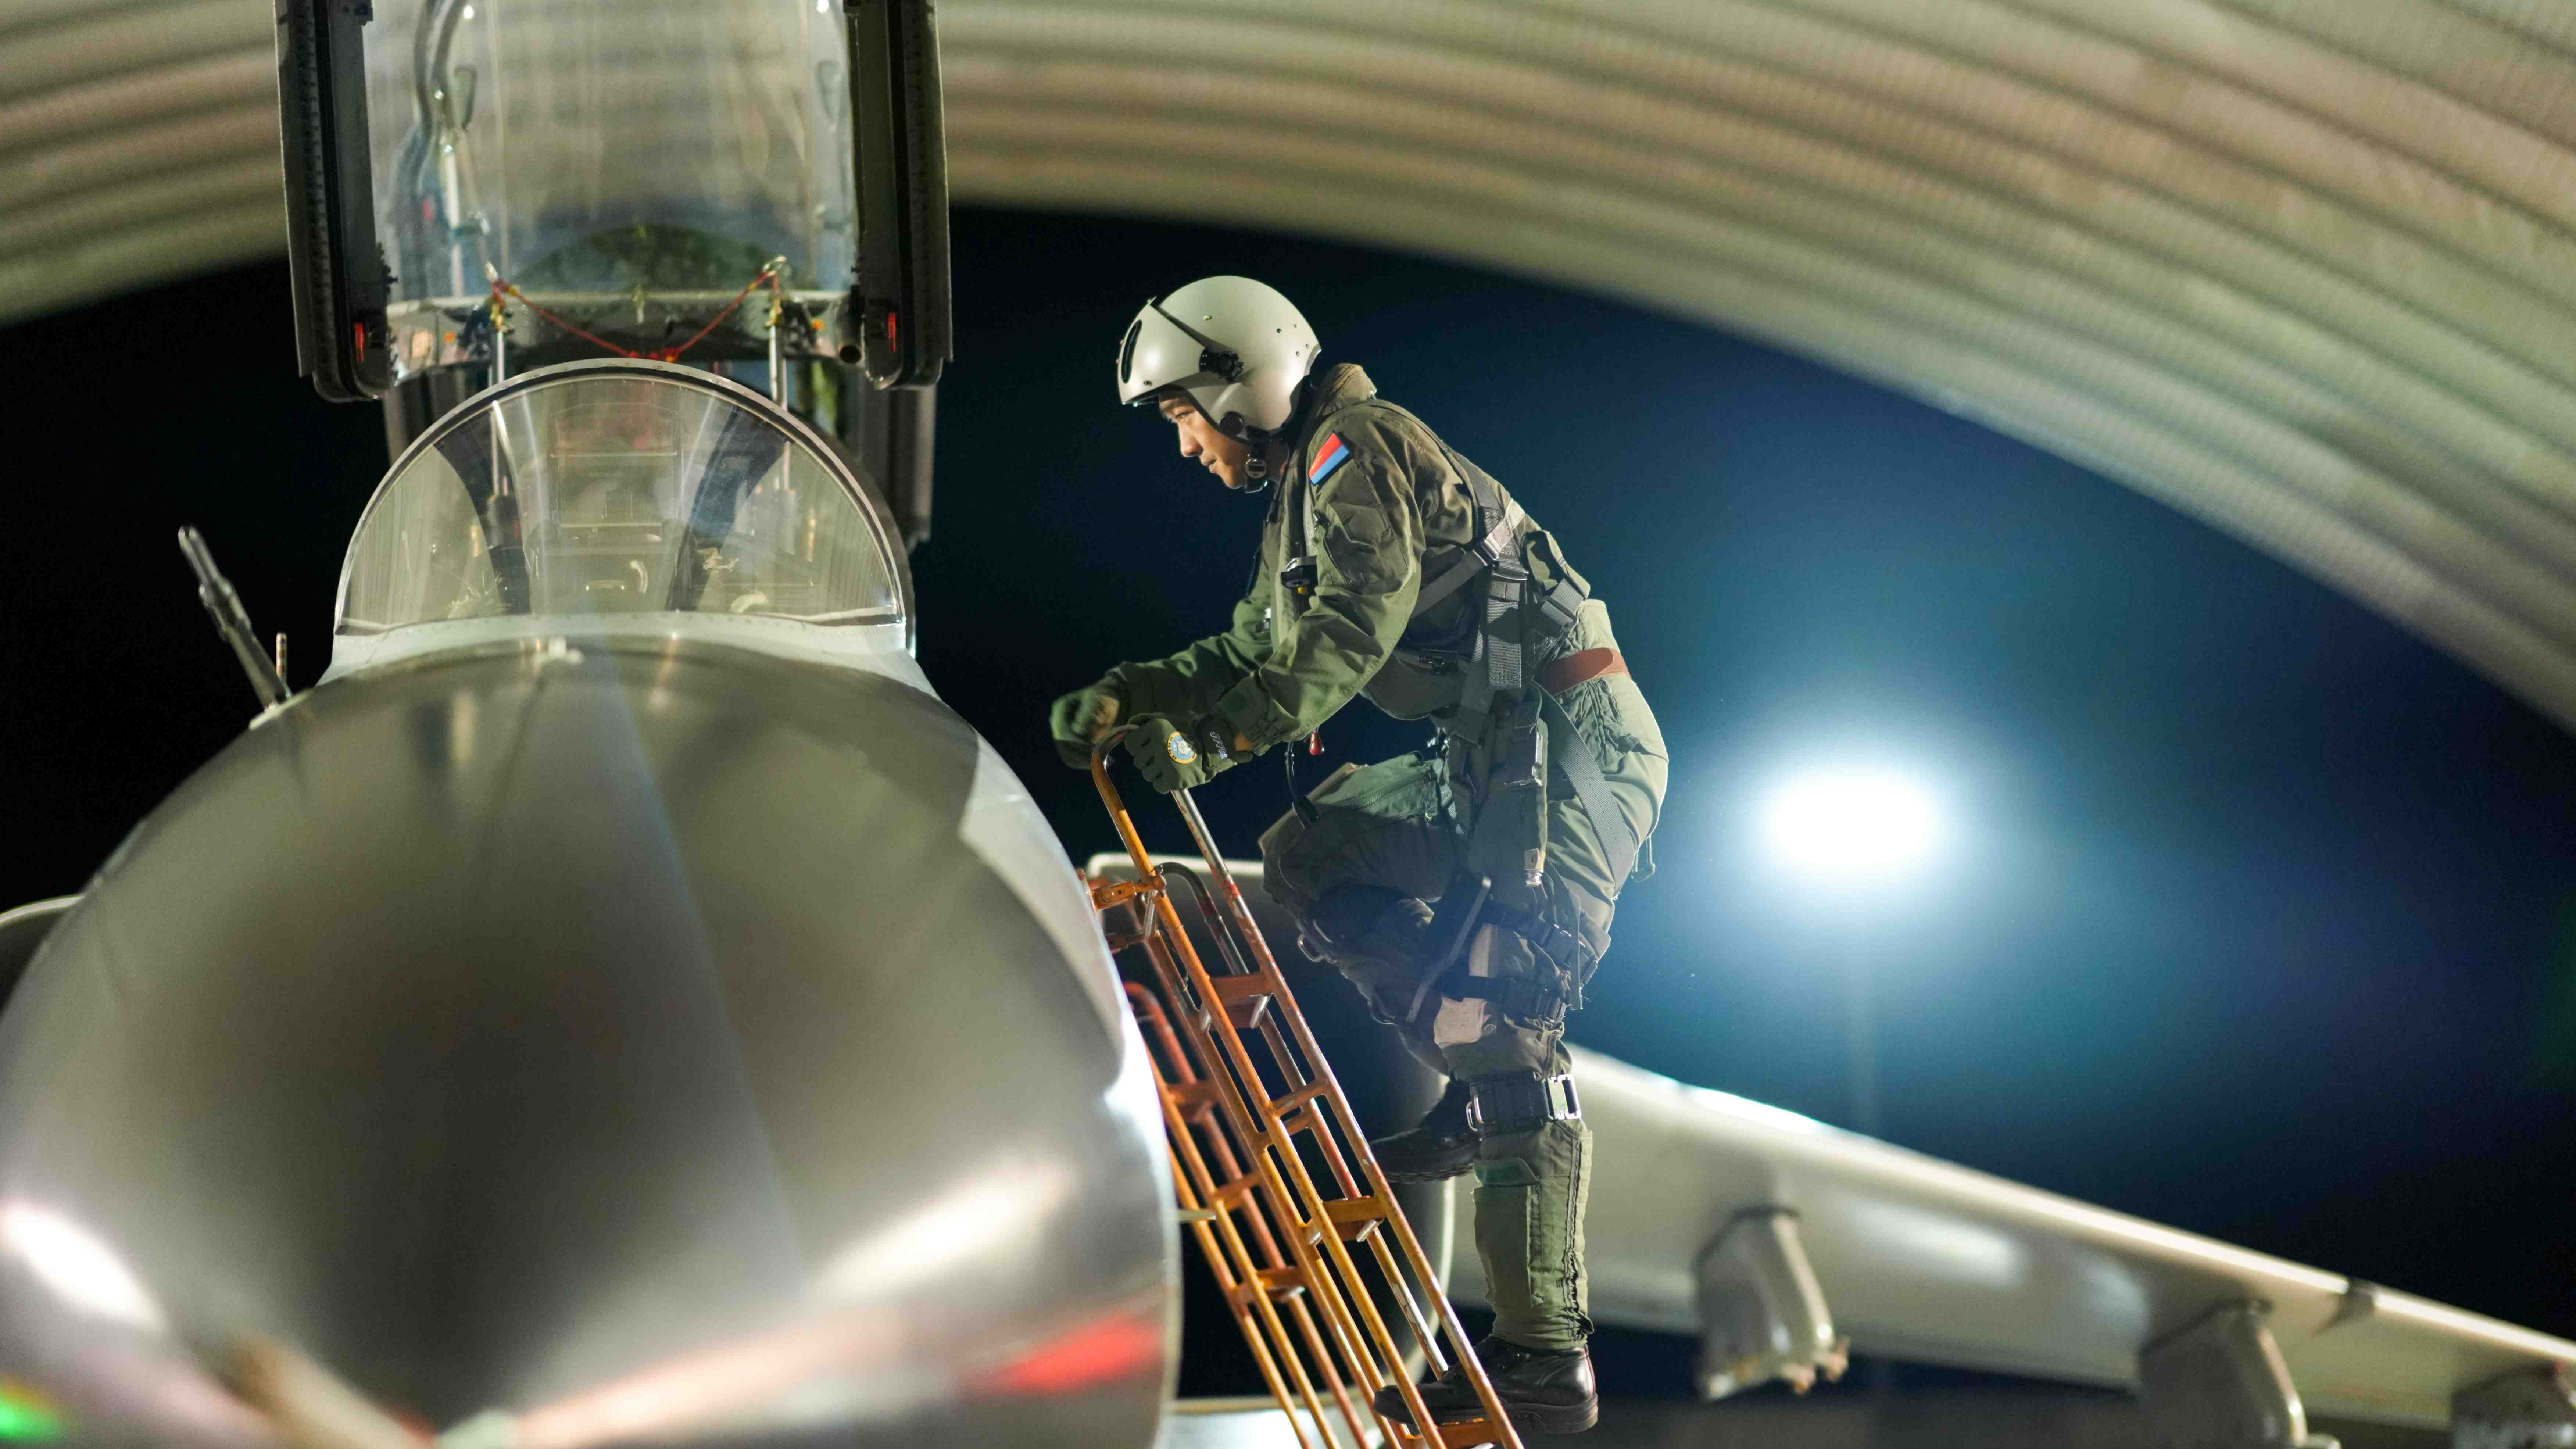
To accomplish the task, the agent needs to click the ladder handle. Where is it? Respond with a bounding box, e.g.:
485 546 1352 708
1087 726 1163 894
1172 787 1275 967
1158 861 1261 979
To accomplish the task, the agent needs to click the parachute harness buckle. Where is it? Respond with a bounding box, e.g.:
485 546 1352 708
1466 1071 1583 1137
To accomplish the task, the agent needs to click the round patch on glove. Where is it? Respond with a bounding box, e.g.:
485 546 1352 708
1166 730 1198 765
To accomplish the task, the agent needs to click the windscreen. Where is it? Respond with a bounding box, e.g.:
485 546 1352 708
340 371 901 632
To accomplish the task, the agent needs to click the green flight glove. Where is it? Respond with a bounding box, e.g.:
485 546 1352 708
1048 678 1123 768
1123 715 1242 794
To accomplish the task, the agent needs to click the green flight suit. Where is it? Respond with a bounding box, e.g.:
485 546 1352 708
1102 363 1668 1352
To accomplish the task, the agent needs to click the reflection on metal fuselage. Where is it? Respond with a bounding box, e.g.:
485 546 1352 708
0 632 1174 1447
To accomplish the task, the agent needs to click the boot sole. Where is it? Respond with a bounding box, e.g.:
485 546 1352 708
1378 1158 1476 1184
1500 1396 1599 1435
1371 1392 1600 1438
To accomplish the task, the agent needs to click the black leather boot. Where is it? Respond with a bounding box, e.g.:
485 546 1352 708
1373 1335 1598 1436
1368 1078 1477 1183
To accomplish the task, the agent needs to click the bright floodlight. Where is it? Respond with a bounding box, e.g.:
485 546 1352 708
1761 770 1943 884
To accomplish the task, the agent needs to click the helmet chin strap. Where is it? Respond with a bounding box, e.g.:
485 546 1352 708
1232 374 1318 493
1227 425 1274 493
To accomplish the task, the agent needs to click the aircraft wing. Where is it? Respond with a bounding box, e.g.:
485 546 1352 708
1442 1046 2575 1433
1096 854 2572 1441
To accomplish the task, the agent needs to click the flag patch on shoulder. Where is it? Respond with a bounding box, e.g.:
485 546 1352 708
1309 433 1352 484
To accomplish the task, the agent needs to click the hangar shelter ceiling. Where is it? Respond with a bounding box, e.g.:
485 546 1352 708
7 0 2576 731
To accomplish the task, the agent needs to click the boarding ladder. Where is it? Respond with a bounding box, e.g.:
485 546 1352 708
1085 731 1523 1449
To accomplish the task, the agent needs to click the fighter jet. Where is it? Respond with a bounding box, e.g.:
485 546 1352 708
3 2 2573 1447
0 355 1179 1448
0 3 1177 1445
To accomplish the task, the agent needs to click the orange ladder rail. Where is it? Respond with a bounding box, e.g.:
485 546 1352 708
1086 731 1523 1449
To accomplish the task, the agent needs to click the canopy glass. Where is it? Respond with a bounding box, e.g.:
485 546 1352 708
364 0 854 305
339 364 902 632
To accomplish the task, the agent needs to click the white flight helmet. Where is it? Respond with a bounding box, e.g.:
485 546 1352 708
1116 276 1320 441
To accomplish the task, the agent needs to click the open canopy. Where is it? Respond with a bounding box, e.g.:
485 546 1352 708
7 0 2576 728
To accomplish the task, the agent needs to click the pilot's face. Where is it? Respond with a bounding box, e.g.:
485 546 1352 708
1160 394 1253 491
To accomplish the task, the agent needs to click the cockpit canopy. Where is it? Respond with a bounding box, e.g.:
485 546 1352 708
337 363 905 637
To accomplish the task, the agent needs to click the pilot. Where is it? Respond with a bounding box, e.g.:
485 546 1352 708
1049 276 1666 1435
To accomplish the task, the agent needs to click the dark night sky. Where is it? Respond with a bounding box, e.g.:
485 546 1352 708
4 207 2572 1350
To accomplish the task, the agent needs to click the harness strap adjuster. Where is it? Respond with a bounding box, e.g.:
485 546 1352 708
1466 1071 1582 1137
1469 509 1522 567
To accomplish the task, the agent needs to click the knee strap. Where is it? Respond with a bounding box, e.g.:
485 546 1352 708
1405 876 1593 1025
1433 952 1576 1025
1467 1071 1582 1136
1469 899 1589 999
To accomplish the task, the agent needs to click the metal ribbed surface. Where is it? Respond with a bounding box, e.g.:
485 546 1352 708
9 0 2576 727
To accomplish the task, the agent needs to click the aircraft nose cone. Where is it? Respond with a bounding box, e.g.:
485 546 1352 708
0 640 1170 1446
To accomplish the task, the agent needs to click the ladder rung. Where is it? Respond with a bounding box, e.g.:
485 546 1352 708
1305 1198 1388 1246
1206 970 1277 1029
1253 1266 1307 1301
1207 970 1279 998
1226 1273 1307 1308
1336 1219 1384 1244
1263 1080 1327 1119
1391 1420 1508 1449
1324 1196 1390 1227
1211 1173 1261 1206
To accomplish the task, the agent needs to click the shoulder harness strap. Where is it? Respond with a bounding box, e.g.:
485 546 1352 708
1543 691 1639 891
1298 404 1642 894
1434 437 1641 895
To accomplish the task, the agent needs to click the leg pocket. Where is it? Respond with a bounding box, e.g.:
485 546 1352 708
1312 751 1444 818
1268 753 1458 915
1470 1121 1590 1350
1471 1158 1540 1346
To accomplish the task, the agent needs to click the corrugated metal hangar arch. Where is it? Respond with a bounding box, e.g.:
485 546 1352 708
9 0 2576 730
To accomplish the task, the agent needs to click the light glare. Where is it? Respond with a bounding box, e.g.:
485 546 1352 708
813 1162 1070 1301
0 1200 165 1332
1761 771 1942 883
